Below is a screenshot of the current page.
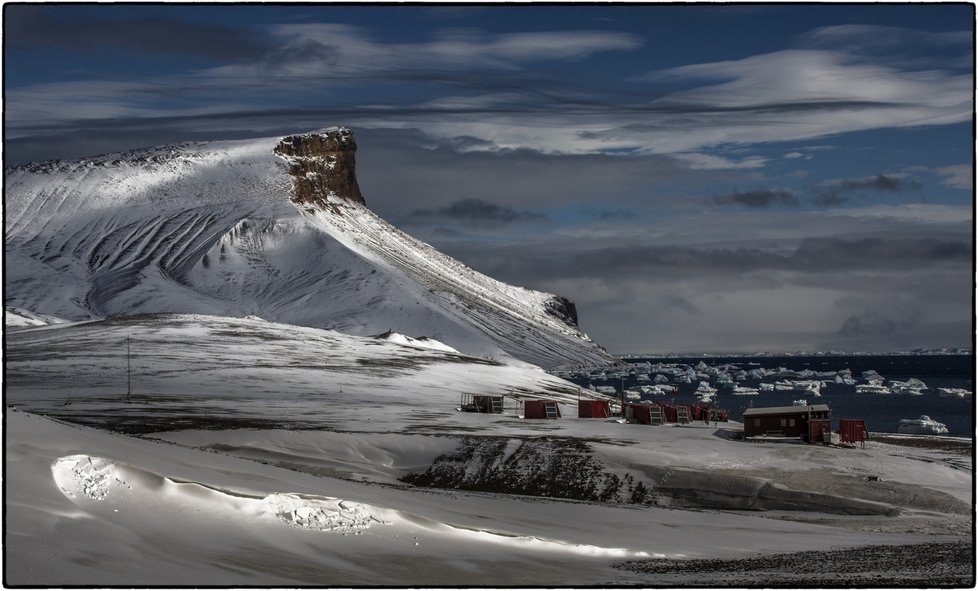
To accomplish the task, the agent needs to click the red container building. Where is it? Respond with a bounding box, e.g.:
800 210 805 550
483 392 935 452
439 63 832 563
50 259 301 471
808 419 832 443
524 400 561 419
578 399 611 418
839 418 868 447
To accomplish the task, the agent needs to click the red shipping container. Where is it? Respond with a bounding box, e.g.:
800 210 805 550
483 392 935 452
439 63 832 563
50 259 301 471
839 418 868 446
578 399 611 418
628 403 650 424
808 419 831 443
524 400 561 419
655 401 678 423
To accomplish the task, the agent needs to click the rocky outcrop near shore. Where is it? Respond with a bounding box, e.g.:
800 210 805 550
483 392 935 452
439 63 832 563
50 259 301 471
402 437 653 504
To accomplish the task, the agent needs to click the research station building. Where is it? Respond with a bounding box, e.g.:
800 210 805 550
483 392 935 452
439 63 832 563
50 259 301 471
742 404 830 438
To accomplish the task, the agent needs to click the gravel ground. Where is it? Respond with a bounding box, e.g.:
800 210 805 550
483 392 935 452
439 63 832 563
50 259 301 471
615 541 974 586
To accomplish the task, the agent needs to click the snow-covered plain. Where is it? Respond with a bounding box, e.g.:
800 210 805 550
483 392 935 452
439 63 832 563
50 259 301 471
5 314 973 585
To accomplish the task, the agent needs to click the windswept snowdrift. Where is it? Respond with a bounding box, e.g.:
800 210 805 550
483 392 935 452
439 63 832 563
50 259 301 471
4 129 615 369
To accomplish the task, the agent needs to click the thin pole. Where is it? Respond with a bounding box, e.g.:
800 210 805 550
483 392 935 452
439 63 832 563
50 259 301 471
126 334 131 402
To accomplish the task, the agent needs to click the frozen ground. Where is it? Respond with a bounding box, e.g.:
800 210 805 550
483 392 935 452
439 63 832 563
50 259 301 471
4 315 973 586
5 409 973 586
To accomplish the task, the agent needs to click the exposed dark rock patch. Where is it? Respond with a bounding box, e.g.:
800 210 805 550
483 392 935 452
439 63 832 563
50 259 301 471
402 436 653 504
615 541 974 587
545 296 579 327
274 128 364 206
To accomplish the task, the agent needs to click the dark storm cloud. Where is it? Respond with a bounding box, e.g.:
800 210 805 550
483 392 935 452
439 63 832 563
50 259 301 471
409 199 547 227
835 174 921 192
443 235 971 286
5 5 273 60
582 207 636 220
659 295 701 316
811 174 921 207
812 192 850 207
792 236 969 267
710 189 798 208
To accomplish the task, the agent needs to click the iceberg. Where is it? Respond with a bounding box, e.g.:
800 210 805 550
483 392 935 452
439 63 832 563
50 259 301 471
897 415 949 435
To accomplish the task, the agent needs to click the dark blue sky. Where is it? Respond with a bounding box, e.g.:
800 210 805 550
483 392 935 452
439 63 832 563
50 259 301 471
4 3 974 353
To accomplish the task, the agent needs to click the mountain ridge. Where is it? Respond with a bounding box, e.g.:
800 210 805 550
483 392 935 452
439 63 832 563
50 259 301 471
4 128 617 369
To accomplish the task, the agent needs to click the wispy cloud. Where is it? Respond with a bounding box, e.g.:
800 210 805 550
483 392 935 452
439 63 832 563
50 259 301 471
221 23 645 76
6 21 969 165
934 164 974 190
798 24 973 69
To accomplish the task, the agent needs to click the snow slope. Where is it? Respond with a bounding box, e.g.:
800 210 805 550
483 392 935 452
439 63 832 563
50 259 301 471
4 313 604 433
4 130 614 369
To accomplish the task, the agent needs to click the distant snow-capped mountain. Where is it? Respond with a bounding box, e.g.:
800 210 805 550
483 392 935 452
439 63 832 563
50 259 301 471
4 128 615 369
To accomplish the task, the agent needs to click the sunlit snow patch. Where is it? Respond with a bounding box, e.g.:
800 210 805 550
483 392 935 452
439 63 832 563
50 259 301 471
52 454 389 535
52 455 130 500
440 524 659 559
264 493 387 534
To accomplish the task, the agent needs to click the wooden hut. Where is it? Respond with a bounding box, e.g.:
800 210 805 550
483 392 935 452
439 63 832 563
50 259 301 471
742 404 830 438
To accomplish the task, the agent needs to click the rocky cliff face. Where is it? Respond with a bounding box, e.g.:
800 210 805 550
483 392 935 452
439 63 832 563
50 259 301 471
274 128 365 206
546 295 579 327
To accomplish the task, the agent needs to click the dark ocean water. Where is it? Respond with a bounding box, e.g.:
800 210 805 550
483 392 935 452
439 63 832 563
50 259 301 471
568 355 975 438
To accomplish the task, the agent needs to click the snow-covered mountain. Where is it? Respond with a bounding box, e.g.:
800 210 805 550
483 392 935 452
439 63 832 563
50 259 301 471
4 128 615 369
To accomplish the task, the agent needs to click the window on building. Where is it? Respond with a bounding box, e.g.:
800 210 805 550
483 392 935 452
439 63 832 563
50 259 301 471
754 418 761 427
780 418 787 427
789 419 796 427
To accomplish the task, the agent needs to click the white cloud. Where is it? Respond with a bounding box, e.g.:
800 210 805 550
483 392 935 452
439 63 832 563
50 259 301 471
253 23 644 73
934 164 973 190
673 153 768 170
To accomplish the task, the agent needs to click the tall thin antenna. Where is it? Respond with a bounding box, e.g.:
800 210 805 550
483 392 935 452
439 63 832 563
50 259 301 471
126 334 132 402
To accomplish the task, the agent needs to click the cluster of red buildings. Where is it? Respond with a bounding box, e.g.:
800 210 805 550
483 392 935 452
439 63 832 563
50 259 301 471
471 395 866 447
575 399 729 425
